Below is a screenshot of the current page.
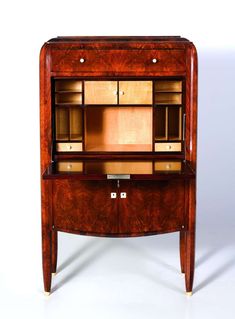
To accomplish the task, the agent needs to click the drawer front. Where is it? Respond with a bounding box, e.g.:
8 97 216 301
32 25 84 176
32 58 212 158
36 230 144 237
56 142 83 152
57 161 83 172
51 49 186 74
154 161 182 171
155 142 182 152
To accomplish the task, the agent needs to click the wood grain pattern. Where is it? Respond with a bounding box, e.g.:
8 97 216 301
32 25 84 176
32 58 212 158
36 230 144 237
52 180 118 234
40 36 197 294
119 81 152 104
51 49 186 75
118 180 185 234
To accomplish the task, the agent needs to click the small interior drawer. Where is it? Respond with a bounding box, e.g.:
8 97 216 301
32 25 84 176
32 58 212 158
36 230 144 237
56 142 83 152
56 161 83 172
154 161 182 171
155 142 181 152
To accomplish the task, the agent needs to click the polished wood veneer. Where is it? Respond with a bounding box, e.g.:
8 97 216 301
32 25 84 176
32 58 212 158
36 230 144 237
40 36 197 295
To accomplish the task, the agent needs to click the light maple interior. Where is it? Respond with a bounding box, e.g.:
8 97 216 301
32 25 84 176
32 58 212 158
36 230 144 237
155 81 182 92
55 92 82 105
70 107 83 141
85 81 117 104
85 106 152 151
155 92 182 105
85 161 153 174
119 81 152 104
55 107 69 140
55 80 83 92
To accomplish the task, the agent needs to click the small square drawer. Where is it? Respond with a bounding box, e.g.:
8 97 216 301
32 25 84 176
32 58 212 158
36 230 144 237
56 161 83 172
155 142 181 152
56 142 83 152
154 161 182 171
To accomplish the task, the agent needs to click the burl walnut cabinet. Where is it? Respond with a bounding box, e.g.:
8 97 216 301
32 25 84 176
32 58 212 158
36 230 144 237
40 36 197 295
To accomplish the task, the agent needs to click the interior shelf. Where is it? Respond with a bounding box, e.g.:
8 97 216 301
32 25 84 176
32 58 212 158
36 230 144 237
155 93 182 105
55 80 83 92
155 80 182 92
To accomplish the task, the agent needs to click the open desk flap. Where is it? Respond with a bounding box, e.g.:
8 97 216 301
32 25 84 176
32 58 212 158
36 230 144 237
43 160 195 181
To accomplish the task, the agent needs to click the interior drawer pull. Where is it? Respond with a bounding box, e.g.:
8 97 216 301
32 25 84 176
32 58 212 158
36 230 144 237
107 174 130 180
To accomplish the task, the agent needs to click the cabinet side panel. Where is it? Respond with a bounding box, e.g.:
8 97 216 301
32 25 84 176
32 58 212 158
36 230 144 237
185 44 198 169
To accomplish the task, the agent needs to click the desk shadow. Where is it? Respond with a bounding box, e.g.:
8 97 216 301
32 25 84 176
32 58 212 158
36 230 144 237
194 256 235 294
57 239 97 274
53 240 113 292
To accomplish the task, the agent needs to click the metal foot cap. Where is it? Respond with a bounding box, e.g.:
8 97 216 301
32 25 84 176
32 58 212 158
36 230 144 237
52 272 56 277
44 291 50 296
186 291 192 296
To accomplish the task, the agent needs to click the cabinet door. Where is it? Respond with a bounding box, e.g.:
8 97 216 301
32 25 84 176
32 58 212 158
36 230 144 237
84 81 117 104
52 180 118 234
118 180 185 234
119 81 152 104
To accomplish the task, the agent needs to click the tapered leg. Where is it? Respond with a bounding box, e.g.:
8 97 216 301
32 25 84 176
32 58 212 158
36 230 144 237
185 230 195 294
180 230 186 273
184 180 196 295
41 180 52 294
42 229 52 294
51 230 58 274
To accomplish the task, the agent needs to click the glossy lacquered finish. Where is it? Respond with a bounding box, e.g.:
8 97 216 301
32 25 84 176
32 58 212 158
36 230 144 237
40 36 197 295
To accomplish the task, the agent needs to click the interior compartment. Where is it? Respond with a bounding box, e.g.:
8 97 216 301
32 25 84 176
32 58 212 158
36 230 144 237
168 107 182 140
155 92 182 105
55 92 82 105
70 107 83 141
55 107 69 140
85 106 152 151
155 81 182 92
155 107 167 140
55 80 82 92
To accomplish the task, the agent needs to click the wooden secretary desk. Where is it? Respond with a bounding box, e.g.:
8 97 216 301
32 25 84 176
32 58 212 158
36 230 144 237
40 36 197 295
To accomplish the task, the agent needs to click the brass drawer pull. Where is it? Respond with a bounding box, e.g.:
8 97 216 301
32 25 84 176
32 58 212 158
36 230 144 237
79 58 85 63
152 58 158 63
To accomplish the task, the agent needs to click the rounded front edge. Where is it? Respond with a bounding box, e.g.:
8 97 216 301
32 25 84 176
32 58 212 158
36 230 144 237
55 227 182 238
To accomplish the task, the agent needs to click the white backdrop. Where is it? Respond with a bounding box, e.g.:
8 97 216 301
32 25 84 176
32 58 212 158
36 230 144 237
0 1 235 318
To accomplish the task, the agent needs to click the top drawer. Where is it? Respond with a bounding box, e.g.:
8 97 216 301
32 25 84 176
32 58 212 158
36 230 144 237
51 49 186 74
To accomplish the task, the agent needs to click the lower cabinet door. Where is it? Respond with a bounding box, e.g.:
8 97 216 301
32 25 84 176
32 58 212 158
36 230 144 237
52 180 118 234
118 180 185 234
